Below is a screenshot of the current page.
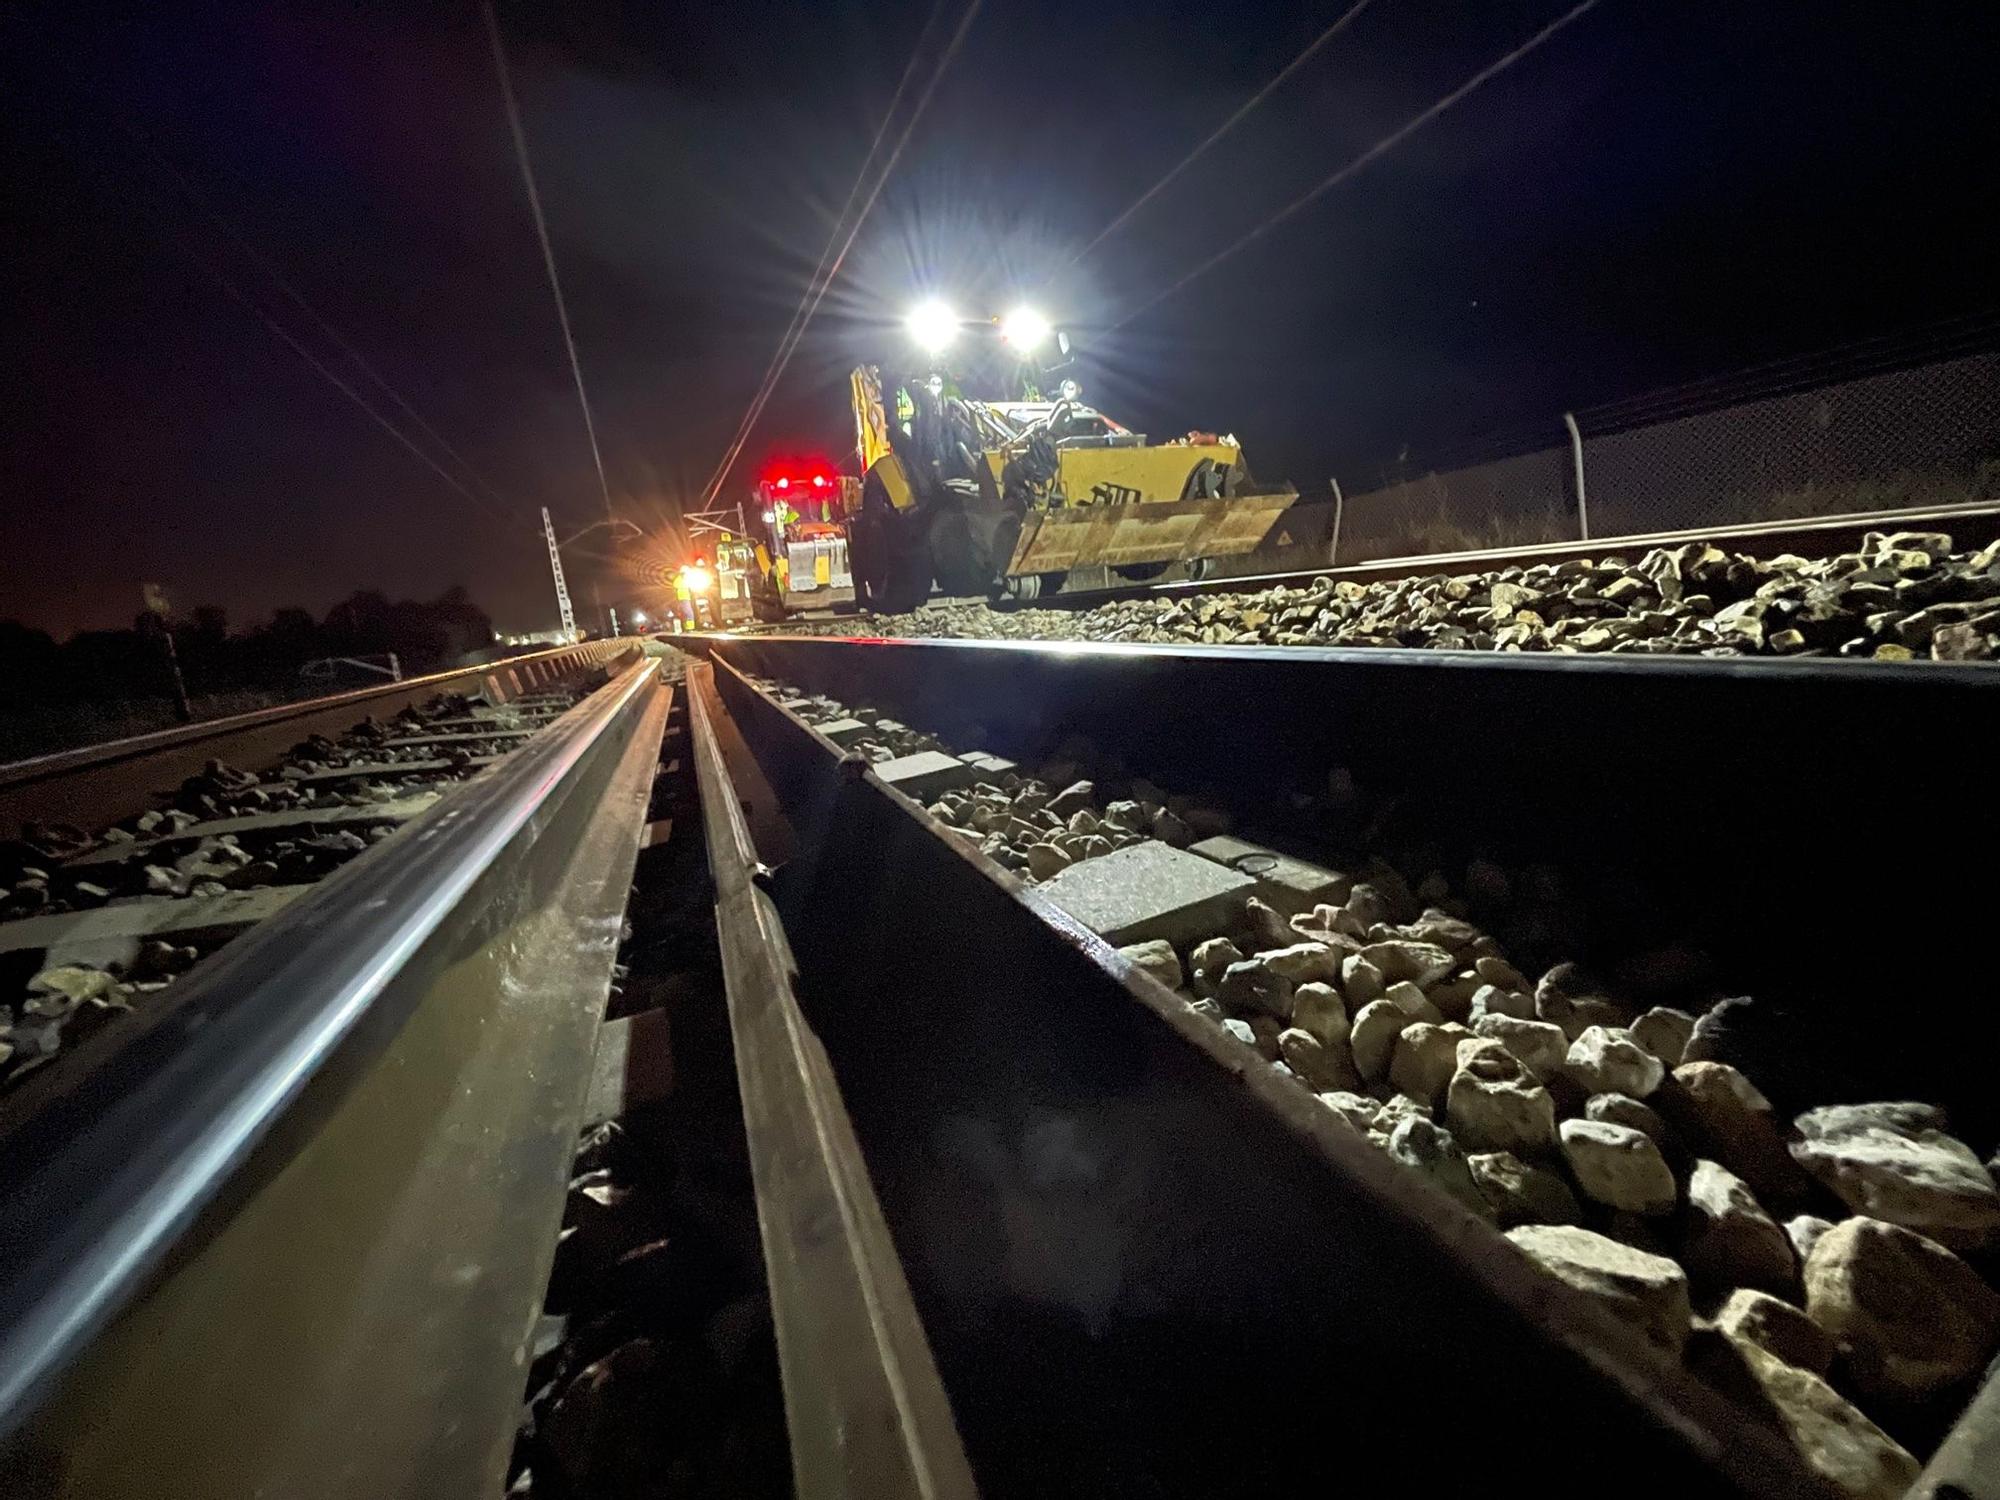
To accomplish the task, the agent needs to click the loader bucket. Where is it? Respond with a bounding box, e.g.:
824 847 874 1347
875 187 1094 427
1003 488 1300 577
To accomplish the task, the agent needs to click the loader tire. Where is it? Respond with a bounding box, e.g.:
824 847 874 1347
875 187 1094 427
854 472 933 614
850 506 888 611
880 522 933 614
928 504 995 599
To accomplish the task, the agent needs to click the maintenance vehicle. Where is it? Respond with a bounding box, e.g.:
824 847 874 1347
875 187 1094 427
845 302 1299 611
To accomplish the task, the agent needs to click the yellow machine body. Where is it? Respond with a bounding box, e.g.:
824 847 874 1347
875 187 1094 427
854 367 1295 578
1004 486 1297 575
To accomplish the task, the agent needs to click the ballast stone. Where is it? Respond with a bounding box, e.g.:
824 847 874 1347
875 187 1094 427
1506 1224 1691 1356
1790 1101 2000 1254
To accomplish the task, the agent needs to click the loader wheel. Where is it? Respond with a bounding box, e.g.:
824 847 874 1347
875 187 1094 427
881 548 932 613
853 473 933 614
928 505 996 599
1185 557 1213 582
850 505 888 611
877 516 933 614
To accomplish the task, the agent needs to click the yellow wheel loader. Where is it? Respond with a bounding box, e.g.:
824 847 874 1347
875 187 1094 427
846 308 1298 612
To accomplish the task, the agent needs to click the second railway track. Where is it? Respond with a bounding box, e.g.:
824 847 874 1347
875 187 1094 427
1008 500 2000 616
796 506 2000 669
0 641 629 1095
0 629 1993 1499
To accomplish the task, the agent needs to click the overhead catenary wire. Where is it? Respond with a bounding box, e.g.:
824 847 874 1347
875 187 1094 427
685 0 948 519
114 121 520 519
1071 0 1377 264
689 0 984 517
1109 0 1606 333
483 1 620 530
688 0 986 518
199 260 521 527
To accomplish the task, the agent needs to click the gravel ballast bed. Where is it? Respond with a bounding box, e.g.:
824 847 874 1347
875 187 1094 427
800 529 2000 663
757 671 1999 1498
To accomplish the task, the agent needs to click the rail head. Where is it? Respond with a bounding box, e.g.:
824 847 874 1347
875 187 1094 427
686 623 2000 691
0 656 662 1441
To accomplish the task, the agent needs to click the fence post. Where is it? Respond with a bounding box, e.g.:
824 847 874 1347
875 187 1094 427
1328 477 1344 567
1562 411 1590 540
160 628 192 724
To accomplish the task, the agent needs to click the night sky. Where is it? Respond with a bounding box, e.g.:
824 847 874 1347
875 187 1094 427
4 1 1996 638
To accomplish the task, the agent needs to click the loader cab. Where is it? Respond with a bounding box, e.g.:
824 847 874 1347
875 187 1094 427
904 322 1076 408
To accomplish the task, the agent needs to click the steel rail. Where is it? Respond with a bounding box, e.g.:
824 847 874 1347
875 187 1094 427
1916 1371 2000 1500
0 656 669 1495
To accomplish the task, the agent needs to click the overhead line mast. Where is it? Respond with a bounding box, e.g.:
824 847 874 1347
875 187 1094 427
542 506 578 642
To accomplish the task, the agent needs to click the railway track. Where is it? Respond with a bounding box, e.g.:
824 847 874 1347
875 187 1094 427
0 641 629 1095
780 506 2000 668
0 631 1993 1498
1023 500 2000 614
681 634 1998 1499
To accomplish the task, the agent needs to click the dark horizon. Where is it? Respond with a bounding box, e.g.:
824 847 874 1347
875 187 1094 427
5 0 1997 640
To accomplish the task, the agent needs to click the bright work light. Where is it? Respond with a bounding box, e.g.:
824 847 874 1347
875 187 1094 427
905 299 959 352
1000 305 1051 353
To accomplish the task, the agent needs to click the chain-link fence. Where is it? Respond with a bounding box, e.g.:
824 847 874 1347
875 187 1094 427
1333 338 2000 563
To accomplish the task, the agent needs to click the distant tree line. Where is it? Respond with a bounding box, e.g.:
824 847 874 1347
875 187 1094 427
0 587 495 709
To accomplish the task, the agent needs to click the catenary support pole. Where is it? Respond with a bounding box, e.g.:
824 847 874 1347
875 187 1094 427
541 507 577 642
